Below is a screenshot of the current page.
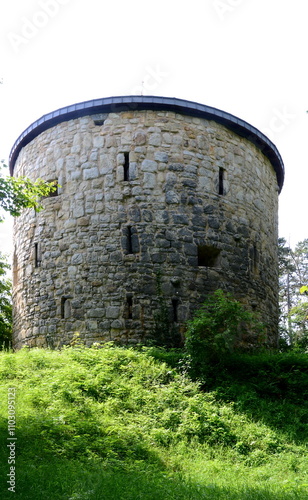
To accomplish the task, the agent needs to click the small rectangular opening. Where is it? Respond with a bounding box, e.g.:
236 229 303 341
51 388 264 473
123 152 130 181
172 298 179 323
44 180 58 198
34 243 41 268
126 296 133 319
122 226 139 255
198 245 221 267
92 113 107 126
94 119 105 126
61 297 71 319
218 168 224 195
127 226 133 254
13 252 18 286
251 244 259 274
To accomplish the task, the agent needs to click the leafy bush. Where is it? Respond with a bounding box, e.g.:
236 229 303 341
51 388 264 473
185 290 265 381
0 253 12 349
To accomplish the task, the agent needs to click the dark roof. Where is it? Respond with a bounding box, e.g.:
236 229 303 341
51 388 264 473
9 95 284 191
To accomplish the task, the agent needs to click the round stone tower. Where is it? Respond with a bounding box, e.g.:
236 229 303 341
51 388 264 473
9 96 284 349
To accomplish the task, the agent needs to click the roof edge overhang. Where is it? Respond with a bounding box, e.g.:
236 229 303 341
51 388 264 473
9 95 284 192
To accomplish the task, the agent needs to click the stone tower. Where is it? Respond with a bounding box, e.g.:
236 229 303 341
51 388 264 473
9 96 284 349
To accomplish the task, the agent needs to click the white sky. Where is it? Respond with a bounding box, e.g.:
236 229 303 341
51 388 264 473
0 0 307 257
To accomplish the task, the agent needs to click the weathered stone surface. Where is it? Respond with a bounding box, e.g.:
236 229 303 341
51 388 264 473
83 167 99 180
141 159 157 172
12 107 280 349
106 306 120 319
154 152 169 163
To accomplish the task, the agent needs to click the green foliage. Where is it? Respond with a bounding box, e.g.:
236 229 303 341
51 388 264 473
288 302 308 348
214 351 308 444
0 254 12 348
0 161 57 220
0 346 236 460
0 163 56 349
185 290 265 380
141 346 184 369
0 345 307 499
278 238 308 348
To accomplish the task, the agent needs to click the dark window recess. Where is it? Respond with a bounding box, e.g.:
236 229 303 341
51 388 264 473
61 297 72 319
122 226 139 254
44 180 58 198
250 244 259 274
123 152 130 181
92 113 107 125
126 296 133 319
93 118 105 126
13 252 18 287
127 226 133 254
198 245 221 267
51 184 58 197
218 168 224 195
34 243 41 267
172 298 179 322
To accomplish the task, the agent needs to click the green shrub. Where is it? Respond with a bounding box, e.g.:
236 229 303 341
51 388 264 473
185 290 265 381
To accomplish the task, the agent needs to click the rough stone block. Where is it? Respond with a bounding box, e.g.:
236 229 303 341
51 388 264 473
154 152 169 163
106 306 120 319
141 159 157 172
143 173 156 188
166 190 180 204
148 133 161 146
83 167 99 180
87 308 105 318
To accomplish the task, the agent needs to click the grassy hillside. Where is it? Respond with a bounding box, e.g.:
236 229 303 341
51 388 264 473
0 344 307 499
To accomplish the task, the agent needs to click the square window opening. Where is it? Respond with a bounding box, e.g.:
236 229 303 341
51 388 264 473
44 180 59 198
198 245 221 267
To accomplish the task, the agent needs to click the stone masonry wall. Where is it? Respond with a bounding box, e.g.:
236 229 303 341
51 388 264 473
12 109 279 348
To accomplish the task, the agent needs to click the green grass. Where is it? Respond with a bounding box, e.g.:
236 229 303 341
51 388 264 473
0 344 307 499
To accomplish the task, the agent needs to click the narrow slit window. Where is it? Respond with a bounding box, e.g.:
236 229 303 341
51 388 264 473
13 252 18 286
34 243 41 268
127 226 133 254
123 152 130 181
126 296 133 319
122 226 139 255
251 244 259 274
61 297 71 319
172 298 179 323
218 168 224 195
